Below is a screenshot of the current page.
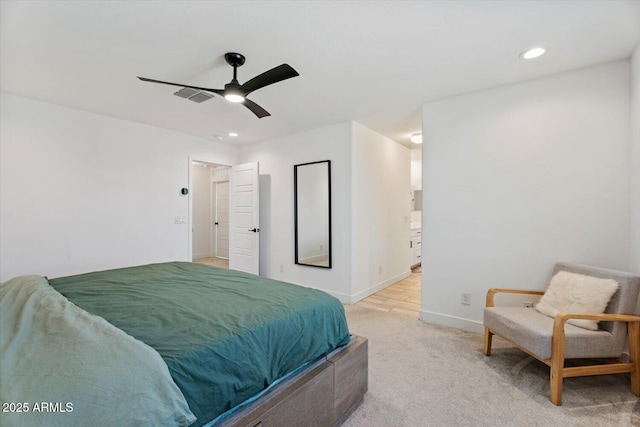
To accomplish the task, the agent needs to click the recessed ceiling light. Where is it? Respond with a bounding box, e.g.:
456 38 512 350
410 133 422 144
228 132 238 137
520 47 546 60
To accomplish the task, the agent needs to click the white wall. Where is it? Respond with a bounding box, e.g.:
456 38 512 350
0 93 239 281
191 163 211 259
631 43 640 275
421 61 631 333
351 122 411 300
240 121 411 303
240 122 353 301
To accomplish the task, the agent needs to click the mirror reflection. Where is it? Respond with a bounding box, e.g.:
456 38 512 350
412 190 422 212
294 160 331 268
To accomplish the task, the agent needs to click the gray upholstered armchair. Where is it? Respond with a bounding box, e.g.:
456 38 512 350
483 262 640 405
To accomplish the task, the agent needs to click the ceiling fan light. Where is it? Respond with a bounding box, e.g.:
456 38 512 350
224 93 245 103
410 133 422 144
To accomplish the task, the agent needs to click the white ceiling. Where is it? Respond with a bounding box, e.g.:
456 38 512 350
2 1 639 147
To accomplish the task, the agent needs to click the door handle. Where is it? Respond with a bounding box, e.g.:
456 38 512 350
249 228 260 232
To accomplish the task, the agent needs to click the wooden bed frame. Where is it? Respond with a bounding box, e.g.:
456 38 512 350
216 335 368 427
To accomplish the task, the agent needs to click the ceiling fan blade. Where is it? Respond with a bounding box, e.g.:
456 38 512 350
240 64 299 96
137 77 224 96
242 98 271 118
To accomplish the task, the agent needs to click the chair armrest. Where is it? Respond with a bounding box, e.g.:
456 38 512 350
486 288 545 307
553 312 640 331
552 313 640 360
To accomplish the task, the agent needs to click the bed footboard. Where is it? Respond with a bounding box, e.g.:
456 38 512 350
217 335 368 427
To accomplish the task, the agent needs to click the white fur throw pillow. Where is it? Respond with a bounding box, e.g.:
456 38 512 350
535 271 619 330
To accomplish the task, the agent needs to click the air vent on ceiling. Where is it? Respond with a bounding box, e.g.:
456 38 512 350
173 87 214 103
174 87 199 98
188 92 214 103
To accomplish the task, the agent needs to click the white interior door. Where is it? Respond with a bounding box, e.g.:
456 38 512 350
215 181 230 258
229 162 259 274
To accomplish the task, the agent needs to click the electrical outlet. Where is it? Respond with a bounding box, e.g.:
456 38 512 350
461 292 471 305
378 265 383 275
523 301 533 308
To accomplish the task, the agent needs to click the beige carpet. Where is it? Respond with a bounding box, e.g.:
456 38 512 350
342 305 639 427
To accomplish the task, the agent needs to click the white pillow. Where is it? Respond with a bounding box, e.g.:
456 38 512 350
535 271 619 330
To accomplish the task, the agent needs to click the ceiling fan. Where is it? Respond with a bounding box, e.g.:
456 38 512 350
138 52 299 118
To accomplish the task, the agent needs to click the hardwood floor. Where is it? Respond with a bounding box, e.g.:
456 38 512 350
193 257 229 269
355 267 421 318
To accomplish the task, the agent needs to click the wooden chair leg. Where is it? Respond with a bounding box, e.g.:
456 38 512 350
629 322 640 396
483 327 493 356
550 362 563 405
550 319 567 406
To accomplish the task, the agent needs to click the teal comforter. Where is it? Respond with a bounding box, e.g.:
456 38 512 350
49 262 350 426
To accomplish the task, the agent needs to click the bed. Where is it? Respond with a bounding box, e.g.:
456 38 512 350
0 262 368 427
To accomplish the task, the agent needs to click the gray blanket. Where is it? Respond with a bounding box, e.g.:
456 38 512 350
0 275 196 427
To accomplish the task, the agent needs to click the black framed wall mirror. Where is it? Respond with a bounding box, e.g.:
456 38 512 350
294 160 332 268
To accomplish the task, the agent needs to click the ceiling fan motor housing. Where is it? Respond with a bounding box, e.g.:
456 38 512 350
224 80 245 102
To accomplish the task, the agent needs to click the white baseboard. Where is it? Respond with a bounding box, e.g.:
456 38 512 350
350 270 412 304
193 253 212 260
300 270 412 305
420 309 484 334
323 270 412 304
321 289 352 305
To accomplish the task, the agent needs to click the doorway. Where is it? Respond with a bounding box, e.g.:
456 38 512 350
353 145 422 317
189 159 261 275
191 161 230 269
